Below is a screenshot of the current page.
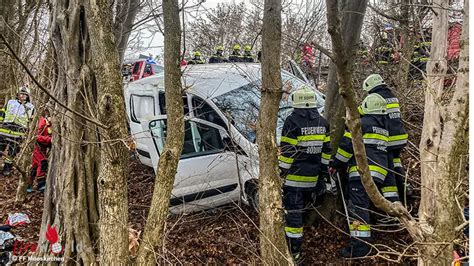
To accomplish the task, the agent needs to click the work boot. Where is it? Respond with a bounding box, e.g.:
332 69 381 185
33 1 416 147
339 238 371 258
37 180 46 192
26 185 33 193
2 163 12 176
291 252 304 265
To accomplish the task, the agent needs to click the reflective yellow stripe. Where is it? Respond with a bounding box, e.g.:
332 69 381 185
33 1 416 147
286 175 318 182
349 165 388 176
324 135 331 142
386 103 400 109
349 224 371 231
358 106 364 115
363 133 388 141
322 153 331 160
388 134 408 141
297 135 325 141
280 136 297 145
337 148 352 158
285 227 303 234
278 155 294 164
393 158 401 163
0 128 25 136
344 132 352 139
382 186 398 193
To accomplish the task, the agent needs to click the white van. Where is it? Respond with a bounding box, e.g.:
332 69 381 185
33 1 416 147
124 63 325 213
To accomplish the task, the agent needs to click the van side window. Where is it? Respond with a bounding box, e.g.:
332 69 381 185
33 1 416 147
130 95 155 123
158 91 190 116
150 120 224 159
192 97 227 129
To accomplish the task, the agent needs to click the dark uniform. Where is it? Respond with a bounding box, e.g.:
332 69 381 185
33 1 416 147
242 51 254 62
332 113 391 255
360 85 408 204
278 108 331 257
188 56 205 64
228 51 243 62
209 51 228 64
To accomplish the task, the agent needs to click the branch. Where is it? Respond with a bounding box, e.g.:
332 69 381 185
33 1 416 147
0 33 109 129
367 3 402 22
309 41 334 61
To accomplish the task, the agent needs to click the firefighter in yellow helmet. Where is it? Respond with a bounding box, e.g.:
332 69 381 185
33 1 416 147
228 44 243 62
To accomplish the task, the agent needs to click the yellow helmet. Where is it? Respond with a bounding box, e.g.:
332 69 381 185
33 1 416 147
244 45 252 52
291 86 317 109
363 74 386 92
361 93 387 114
233 44 241 51
193 51 202 57
215 45 224 51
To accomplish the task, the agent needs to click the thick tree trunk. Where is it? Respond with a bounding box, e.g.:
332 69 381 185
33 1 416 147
135 0 184 263
37 1 99 263
257 0 291 264
418 0 469 264
87 0 130 263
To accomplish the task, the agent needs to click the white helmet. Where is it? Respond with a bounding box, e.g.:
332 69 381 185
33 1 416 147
361 93 387 115
291 86 317 109
363 74 385 92
17 86 30 96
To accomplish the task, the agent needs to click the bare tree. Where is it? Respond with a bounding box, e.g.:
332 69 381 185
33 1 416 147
135 0 185 263
418 0 469 263
257 0 291 264
87 0 131 263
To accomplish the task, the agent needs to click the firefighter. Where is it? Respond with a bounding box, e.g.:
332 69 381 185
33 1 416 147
279 86 331 262
28 108 52 192
208 45 227 63
242 45 254 62
360 74 408 204
331 93 390 258
187 51 205 64
228 44 243 62
0 86 34 176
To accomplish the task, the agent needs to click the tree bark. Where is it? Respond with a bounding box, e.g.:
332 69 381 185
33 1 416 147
37 1 99 263
257 0 291 264
418 0 469 264
87 0 130 263
135 0 185 263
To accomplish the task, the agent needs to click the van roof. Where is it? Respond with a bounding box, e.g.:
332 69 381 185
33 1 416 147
126 63 266 99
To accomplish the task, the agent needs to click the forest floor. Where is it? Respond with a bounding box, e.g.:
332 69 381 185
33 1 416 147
1 157 419 264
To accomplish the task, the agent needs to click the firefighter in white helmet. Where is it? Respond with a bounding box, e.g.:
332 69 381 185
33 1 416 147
0 86 35 176
279 86 331 263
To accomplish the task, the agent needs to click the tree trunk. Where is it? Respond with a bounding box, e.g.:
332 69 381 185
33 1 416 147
135 0 184 263
257 0 291 264
114 0 140 63
418 0 469 264
37 1 99 263
317 0 369 223
87 0 130 263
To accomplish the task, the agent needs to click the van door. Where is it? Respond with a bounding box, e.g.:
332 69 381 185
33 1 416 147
142 116 241 208
128 93 158 167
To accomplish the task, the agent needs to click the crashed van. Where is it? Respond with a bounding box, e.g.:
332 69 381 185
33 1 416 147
124 62 325 213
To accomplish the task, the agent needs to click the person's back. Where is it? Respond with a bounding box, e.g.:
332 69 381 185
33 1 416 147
242 45 255 63
279 87 331 263
228 44 243 63
188 51 205 65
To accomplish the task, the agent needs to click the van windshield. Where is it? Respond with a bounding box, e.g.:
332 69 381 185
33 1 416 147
212 78 324 143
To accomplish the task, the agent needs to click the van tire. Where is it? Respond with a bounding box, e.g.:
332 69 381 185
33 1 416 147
245 182 259 213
